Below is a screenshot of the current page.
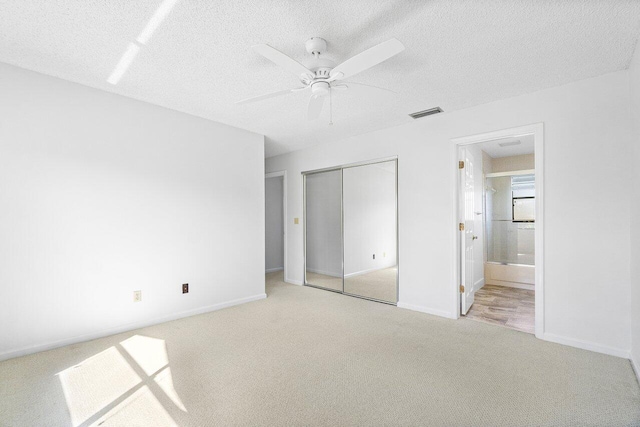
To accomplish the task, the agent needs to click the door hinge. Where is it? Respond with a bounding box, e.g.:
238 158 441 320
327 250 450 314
460 285 465 293
458 160 464 169
459 223 464 231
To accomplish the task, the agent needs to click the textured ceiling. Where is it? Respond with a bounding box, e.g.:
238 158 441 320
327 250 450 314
1 1 639 157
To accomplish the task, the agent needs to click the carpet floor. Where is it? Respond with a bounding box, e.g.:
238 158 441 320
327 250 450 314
0 271 639 426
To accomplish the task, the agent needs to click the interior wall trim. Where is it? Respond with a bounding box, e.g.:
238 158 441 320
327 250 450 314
344 265 396 278
265 170 288 285
306 268 342 278
631 354 640 385
301 155 398 175
397 302 457 319
542 332 630 359
450 122 545 338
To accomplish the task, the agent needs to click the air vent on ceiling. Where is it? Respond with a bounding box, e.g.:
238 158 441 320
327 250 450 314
498 140 522 147
409 107 443 119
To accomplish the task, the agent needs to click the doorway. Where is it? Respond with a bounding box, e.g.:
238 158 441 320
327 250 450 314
265 171 287 284
453 124 544 337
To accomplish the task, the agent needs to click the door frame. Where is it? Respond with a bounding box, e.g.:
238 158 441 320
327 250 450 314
265 170 288 282
451 123 544 338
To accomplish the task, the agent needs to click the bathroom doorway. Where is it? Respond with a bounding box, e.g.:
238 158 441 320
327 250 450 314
453 124 544 336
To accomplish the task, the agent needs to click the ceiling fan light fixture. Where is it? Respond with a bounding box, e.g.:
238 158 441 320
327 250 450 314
311 81 330 96
237 37 405 121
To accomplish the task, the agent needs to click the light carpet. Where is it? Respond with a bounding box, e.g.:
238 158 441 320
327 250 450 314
0 271 639 426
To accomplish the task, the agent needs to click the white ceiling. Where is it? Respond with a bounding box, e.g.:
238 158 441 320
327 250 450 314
1 1 639 157
480 134 535 158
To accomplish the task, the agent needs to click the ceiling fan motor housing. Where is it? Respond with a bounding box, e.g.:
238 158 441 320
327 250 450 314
305 37 327 55
302 57 335 84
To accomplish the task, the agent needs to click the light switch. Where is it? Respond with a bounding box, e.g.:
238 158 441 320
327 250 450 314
294 218 299 224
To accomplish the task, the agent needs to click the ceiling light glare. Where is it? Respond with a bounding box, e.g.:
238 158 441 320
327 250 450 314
136 0 180 45
107 43 140 85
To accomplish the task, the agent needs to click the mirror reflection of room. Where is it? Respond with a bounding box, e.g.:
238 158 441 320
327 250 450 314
304 160 398 304
343 161 397 303
305 169 343 292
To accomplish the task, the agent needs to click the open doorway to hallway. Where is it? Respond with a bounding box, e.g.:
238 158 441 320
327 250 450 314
455 125 543 336
265 171 286 283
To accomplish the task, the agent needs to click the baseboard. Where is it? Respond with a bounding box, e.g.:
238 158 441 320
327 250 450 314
631 354 640 385
265 267 284 273
0 293 267 362
486 280 534 291
344 265 396 278
306 268 342 278
474 277 485 291
285 277 303 285
397 302 457 319
541 332 630 359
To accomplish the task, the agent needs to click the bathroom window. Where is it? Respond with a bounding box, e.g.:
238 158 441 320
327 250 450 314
513 198 535 221
511 174 535 222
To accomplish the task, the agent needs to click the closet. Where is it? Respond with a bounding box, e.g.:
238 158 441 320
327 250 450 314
303 159 398 304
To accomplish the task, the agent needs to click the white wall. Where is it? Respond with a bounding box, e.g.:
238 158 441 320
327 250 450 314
482 151 493 174
491 153 534 173
343 161 397 276
628 43 640 376
267 70 633 357
0 63 266 361
265 176 284 272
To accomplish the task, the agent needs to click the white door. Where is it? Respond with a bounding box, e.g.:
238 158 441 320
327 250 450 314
460 148 477 315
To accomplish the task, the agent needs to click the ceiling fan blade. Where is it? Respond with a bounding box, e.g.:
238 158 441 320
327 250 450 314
307 94 325 120
329 38 405 81
236 87 306 105
343 81 397 94
252 44 314 78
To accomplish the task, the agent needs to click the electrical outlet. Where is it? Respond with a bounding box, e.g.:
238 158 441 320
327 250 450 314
133 290 141 302
384 252 386 257
182 283 189 294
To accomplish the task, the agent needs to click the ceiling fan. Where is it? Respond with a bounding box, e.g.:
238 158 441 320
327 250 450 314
236 37 405 121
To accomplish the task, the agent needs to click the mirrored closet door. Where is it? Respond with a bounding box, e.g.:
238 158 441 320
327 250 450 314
343 160 398 303
304 159 398 304
304 169 343 292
